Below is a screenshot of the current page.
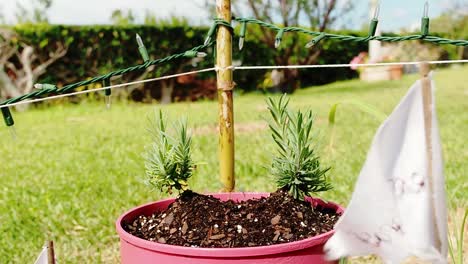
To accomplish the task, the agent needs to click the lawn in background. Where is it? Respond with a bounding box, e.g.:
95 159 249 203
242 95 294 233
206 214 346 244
0 65 466 263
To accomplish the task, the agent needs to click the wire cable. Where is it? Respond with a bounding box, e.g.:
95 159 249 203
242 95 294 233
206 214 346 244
2 59 467 109
0 68 216 109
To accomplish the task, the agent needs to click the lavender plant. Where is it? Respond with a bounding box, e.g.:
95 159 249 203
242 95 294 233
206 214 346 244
145 110 194 194
267 95 331 200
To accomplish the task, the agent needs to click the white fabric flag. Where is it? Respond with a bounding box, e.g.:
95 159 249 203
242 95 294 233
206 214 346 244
324 77 447 263
34 245 49 264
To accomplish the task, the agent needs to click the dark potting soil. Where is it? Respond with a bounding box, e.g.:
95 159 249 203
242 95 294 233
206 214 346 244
124 189 340 248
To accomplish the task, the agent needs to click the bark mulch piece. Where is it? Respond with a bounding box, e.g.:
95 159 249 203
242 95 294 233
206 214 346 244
124 189 340 248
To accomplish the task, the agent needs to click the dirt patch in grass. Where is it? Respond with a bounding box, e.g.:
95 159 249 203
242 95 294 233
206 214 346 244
192 119 324 136
192 122 267 135
124 189 339 248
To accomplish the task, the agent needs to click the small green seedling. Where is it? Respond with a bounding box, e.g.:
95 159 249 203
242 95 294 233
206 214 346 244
327 100 386 153
448 208 467 264
144 110 194 194
266 94 332 200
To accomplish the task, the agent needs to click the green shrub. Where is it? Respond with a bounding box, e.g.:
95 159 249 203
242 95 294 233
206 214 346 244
267 95 331 199
145 110 194 194
8 24 456 99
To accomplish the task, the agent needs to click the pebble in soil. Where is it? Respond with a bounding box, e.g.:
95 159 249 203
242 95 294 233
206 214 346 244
124 189 340 248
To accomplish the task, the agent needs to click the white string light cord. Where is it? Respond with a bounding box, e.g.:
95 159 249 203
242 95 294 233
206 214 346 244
230 59 468 70
1 59 467 109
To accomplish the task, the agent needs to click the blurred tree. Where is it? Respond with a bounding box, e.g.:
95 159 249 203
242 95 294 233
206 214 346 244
0 4 5 24
0 0 52 24
15 0 52 24
110 9 190 27
0 28 67 109
205 0 354 93
143 11 189 27
142 13 203 104
431 3 467 59
110 9 136 25
108 10 199 104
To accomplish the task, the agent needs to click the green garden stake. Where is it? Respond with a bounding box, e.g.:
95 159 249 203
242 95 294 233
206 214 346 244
421 1 430 37
305 33 327 48
204 23 217 45
1 107 16 139
239 21 247 50
275 29 284 48
136 34 150 63
103 78 111 109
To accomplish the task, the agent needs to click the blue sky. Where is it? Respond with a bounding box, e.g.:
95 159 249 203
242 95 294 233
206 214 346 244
0 0 462 32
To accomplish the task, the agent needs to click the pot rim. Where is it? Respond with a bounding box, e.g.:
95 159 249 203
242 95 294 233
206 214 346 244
116 192 344 258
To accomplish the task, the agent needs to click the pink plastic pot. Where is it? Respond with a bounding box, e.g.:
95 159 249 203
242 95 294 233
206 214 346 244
116 192 344 264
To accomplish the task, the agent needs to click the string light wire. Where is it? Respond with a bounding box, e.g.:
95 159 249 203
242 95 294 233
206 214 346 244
2 12 468 127
1 59 467 110
230 59 468 71
0 68 216 109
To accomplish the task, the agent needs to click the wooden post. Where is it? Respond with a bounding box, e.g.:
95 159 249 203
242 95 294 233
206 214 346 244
47 241 55 264
216 0 235 192
419 62 441 251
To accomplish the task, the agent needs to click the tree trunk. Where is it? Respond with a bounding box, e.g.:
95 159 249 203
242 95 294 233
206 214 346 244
278 68 299 93
458 46 465 60
0 69 29 111
160 79 174 104
271 69 283 92
0 68 20 99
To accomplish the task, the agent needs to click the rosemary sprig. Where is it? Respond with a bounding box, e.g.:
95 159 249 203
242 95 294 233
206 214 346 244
267 94 332 200
144 110 194 194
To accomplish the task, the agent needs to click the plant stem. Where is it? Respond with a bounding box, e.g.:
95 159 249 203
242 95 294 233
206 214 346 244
216 0 235 192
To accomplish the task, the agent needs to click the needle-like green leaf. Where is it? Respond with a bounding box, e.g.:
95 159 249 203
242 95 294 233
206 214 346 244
144 111 194 194
266 94 331 200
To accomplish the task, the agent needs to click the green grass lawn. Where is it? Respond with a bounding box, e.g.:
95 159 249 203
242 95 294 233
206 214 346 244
0 65 466 263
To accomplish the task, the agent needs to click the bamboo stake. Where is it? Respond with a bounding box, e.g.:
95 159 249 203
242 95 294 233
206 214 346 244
419 62 441 252
216 0 235 192
47 241 55 264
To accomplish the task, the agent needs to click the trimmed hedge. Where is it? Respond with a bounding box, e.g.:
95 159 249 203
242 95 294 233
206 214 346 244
9 24 369 99
13 24 211 83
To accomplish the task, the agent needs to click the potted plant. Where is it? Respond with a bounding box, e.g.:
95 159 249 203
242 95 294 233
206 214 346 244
116 95 344 263
388 64 403 80
351 52 404 81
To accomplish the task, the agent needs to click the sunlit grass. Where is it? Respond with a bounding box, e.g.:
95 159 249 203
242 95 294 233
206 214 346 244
0 65 466 263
